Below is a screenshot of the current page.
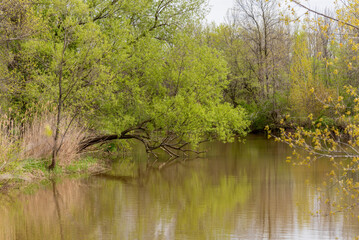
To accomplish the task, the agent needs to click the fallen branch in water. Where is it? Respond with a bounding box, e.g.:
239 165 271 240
79 120 206 158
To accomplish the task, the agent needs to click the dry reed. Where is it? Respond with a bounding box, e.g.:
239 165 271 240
0 108 87 170
21 112 87 165
0 113 21 171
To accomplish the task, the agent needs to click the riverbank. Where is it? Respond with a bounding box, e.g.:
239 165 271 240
0 132 262 194
0 155 110 194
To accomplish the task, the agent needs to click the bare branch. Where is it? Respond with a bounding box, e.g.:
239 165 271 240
291 0 359 31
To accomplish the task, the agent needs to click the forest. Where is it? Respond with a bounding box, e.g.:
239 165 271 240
1 0 359 206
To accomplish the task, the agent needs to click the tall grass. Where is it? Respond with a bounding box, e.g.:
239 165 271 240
0 109 87 174
0 113 21 172
21 112 87 165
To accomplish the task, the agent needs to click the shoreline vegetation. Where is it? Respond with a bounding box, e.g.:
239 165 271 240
0 110 110 193
0 156 109 194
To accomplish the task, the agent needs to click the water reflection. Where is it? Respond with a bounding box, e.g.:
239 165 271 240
0 135 358 239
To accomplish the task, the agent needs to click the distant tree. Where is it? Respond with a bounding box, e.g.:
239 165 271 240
206 23 258 107
288 32 327 120
207 0 291 130
231 0 289 101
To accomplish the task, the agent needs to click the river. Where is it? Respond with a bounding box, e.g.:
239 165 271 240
0 135 358 239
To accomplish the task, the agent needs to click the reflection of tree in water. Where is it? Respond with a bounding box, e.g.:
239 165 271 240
146 166 251 238
51 179 64 240
88 159 252 239
0 193 16 239
203 136 356 239
1 139 359 239
0 179 94 240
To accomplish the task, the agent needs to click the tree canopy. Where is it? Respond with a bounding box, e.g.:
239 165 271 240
0 0 250 167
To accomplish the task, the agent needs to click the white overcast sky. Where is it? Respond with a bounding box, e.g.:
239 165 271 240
206 0 336 24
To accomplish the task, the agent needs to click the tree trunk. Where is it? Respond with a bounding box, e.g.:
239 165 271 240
78 134 138 152
49 32 67 170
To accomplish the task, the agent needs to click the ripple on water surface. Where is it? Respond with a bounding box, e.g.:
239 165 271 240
0 135 358 239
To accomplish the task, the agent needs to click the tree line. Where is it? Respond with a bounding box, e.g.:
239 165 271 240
1 0 359 171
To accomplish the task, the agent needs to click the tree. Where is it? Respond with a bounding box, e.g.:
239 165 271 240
207 23 259 108
215 0 292 131
0 0 250 168
273 0 359 215
24 0 116 169
288 32 328 120
81 24 250 157
231 0 289 101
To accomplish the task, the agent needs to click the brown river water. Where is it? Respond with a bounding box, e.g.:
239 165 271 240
0 135 358 239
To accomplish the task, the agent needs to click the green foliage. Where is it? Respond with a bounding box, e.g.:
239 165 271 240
21 159 48 172
207 24 260 106
289 32 316 118
90 22 250 146
0 0 249 169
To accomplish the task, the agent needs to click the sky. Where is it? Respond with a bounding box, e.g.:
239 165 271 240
206 0 336 24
